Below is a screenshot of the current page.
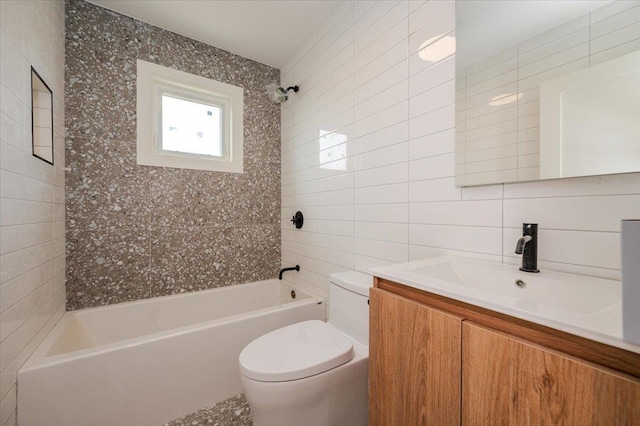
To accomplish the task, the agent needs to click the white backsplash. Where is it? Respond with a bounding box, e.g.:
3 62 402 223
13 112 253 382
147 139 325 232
279 0 640 302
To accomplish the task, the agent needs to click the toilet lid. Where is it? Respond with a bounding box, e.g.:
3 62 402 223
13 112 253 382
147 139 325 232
239 320 354 382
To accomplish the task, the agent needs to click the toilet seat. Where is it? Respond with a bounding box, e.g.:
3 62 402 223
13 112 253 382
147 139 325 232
239 320 354 382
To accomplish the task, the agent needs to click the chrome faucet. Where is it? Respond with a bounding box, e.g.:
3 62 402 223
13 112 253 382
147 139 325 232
515 223 539 273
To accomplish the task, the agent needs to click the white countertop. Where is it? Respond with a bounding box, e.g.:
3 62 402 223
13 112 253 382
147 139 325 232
370 256 640 354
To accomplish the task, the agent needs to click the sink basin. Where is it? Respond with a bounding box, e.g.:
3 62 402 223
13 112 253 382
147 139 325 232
405 257 619 315
370 256 630 351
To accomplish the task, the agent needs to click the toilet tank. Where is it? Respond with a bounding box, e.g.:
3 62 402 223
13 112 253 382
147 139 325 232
329 271 373 346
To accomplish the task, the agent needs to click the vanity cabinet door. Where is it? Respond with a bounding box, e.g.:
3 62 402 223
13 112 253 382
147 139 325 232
369 288 462 426
462 322 640 425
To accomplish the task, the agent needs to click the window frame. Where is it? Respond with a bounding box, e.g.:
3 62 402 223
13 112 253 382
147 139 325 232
137 60 244 173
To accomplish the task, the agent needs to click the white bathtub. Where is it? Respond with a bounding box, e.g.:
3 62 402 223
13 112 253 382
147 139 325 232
17 279 325 426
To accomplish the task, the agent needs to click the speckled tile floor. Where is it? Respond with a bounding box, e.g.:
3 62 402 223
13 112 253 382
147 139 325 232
164 394 253 426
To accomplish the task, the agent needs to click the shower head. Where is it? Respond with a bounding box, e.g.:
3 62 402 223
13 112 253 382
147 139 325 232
268 84 299 103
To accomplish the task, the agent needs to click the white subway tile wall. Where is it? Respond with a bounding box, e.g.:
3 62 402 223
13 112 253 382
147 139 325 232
280 0 640 305
457 1 640 185
0 1 66 424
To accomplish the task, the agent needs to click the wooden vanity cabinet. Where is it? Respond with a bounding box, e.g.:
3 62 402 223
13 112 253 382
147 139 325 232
463 322 640 425
369 288 462 426
369 280 640 426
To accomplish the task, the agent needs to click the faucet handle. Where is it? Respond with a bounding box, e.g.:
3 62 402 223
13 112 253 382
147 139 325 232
290 211 304 229
522 223 538 235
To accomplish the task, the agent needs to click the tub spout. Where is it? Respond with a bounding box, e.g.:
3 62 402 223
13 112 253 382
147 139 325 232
279 265 300 280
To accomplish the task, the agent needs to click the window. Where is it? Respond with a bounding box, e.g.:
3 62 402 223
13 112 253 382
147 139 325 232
161 95 222 157
136 60 243 173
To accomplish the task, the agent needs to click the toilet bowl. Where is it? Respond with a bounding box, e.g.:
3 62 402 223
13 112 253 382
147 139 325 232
239 271 372 426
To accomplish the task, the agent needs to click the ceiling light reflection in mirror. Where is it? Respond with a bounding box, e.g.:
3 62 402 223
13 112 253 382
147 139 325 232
489 93 523 106
418 33 456 64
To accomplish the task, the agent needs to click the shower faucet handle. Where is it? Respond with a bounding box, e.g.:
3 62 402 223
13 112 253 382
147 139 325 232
291 211 304 229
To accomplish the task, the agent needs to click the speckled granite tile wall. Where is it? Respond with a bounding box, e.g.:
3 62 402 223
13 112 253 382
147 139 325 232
65 0 281 310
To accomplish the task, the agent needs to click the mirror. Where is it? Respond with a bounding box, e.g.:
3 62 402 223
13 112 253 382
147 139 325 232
31 67 54 165
455 0 640 187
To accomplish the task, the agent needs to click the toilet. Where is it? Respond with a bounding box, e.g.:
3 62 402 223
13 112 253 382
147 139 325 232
239 271 372 426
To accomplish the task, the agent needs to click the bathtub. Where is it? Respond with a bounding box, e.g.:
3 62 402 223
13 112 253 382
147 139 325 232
17 279 325 426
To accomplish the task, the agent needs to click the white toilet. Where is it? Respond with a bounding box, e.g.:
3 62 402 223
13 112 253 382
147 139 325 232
239 271 372 426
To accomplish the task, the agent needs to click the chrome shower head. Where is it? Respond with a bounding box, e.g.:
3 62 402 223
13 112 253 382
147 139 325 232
267 84 299 103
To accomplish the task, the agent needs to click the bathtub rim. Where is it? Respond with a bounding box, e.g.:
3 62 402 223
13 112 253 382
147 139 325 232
68 278 309 316
20 280 323 370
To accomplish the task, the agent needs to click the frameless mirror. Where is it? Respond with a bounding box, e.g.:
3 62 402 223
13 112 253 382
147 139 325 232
31 67 54 165
455 0 640 187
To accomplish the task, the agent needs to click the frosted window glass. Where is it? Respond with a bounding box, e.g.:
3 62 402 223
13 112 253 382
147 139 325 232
161 95 222 157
